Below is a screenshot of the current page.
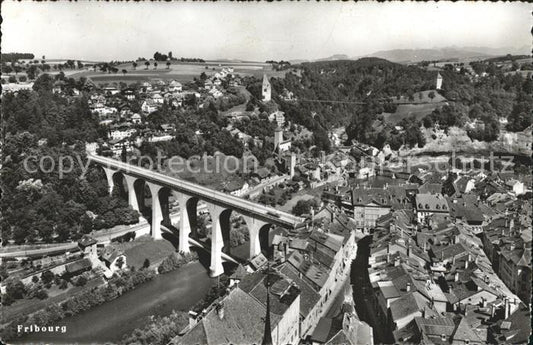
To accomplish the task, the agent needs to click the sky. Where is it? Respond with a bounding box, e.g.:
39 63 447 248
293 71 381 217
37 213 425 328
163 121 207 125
2 2 531 62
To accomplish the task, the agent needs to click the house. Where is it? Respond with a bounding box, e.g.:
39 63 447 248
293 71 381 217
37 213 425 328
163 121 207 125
78 235 97 259
415 193 449 224
268 111 286 127
223 180 249 197
168 80 183 93
103 86 120 96
350 188 392 231
141 99 158 114
63 258 92 278
152 93 164 104
122 87 136 100
175 269 301 345
505 179 526 196
131 113 142 124
109 127 136 141
100 247 127 274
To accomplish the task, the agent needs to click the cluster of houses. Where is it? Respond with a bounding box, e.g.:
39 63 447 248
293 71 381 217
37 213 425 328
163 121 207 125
80 67 245 157
174 205 374 345
320 159 531 344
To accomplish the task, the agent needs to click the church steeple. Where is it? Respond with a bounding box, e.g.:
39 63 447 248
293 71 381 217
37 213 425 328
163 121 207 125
261 281 273 345
261 260 273 345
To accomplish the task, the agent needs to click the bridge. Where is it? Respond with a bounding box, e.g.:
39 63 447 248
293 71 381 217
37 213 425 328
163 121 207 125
88 154 304 276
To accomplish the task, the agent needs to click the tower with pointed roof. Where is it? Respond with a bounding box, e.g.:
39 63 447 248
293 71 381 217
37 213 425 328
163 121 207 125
436 72 443 90
262 74 271 102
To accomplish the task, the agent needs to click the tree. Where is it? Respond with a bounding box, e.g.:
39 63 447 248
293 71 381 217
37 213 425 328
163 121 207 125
154 62 158 70
8 76 16 83
428 91 435 100
143 258 150 269
292 199 319 216
166 61 171 69
145 61 150 70
122 69 127 76
74 276 87 286
132 61 137 70
41 270 55 285
5 279 26 300
35 289 48 300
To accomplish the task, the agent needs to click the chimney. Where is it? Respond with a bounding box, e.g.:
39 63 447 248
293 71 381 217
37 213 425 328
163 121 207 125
490 304 495 318
465 259 469 269
217 303 225 320
406 282 411 292
441 334 446 342
510 242 516 251
454 272 459 282
504 298 510 319
394 257 400 267
481 297 487 308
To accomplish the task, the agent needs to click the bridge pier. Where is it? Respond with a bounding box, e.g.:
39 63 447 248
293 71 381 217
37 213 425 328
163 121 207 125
174 191 193 254
124 175 139 212
102 167 115 196
242 216 269 259
207 204 226 277
146 182 163 240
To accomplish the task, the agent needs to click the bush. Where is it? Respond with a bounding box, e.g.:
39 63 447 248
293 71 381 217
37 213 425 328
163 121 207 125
74 276 87 287
143 258 150 269
158 252 198 274
32 275 39 283
35 289 48 300
41 269 55 285
120 310 189 345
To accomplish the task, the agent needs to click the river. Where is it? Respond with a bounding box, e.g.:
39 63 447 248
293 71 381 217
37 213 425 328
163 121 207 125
16 261 213 344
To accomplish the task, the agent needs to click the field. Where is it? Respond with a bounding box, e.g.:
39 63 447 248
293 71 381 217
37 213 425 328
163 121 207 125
69 60 288 85
383 101 447 125
119 237 176 269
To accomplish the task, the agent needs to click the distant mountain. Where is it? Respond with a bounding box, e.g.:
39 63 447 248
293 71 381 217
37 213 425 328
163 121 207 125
315 54 352 62
364 46 531 64
364 48 493 63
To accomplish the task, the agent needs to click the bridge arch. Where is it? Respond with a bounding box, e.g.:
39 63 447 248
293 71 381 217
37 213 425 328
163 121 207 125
242 216 273 259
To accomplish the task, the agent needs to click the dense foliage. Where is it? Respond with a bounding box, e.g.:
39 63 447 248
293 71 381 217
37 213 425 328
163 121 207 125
1 75 138 244
120 310 189 345
251 58 532 150
157 252 199 274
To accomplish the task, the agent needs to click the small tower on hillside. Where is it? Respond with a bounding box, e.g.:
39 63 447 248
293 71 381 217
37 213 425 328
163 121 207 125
436 72 443 90
262 74 271 102
274 126 284 150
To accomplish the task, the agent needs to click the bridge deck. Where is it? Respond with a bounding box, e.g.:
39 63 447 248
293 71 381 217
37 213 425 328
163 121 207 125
88 154 304 228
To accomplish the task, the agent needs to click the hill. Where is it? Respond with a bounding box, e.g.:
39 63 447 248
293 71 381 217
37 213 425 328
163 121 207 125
365 47 494 63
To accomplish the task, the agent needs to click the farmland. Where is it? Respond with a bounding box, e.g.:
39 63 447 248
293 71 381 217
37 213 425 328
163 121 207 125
69 60 289 85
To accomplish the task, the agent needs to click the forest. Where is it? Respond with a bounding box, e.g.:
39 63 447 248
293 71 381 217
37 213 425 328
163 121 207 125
1 75 138 245
246 57 532 150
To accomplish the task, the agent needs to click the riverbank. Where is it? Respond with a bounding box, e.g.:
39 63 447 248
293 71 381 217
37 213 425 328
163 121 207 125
12 261 212 344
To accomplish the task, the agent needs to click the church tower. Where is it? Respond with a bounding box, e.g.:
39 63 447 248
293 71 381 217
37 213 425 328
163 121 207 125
262 74 271 102
436 72 443 90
